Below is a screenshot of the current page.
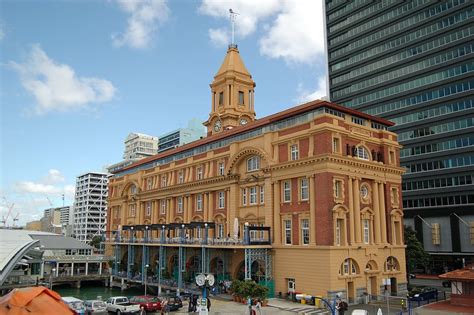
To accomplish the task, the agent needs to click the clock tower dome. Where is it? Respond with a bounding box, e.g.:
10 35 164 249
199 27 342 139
204 45 256 135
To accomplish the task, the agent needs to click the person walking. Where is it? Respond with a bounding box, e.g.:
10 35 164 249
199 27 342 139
255 299 262 315
207 297 211 312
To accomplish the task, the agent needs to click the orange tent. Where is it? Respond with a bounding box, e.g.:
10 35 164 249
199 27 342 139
0 286 75 315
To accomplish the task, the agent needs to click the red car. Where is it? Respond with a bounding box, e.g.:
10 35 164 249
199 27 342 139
129 295 162 312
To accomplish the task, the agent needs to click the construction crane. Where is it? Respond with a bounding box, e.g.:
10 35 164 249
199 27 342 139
1 197 16 228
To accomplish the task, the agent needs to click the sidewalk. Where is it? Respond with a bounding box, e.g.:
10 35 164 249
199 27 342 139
267 298 330 314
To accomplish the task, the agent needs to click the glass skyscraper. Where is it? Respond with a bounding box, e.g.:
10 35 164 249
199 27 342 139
325 0 473 271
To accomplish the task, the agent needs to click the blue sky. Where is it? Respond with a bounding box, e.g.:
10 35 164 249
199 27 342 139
0 0 326 225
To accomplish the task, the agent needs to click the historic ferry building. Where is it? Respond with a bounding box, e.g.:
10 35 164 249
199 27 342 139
106 44 407 301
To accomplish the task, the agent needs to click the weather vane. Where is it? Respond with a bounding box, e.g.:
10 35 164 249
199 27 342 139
229 8 239 47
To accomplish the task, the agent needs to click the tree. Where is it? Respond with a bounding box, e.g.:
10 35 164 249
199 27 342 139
90 235 102 249
404 226 431 273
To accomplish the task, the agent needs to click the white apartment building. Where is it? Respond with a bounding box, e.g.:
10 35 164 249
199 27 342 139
73 172 108 243
123 132 158 160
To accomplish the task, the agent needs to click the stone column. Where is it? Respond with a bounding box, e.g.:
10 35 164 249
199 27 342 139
273 181 281 245
85 262 89 276
228 184 238 237
309 175 316 245
348 177 355 245
379 182 388 244
353 178 361 244
40 261 45 277
264 178 273 230
209 192 215 238
99 262 103 275
308 135 314 157
168 198 174 223
56 262 59 277
372 181 381 244
71 262 74 276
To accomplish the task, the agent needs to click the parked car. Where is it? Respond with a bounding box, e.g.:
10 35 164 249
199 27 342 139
351 310 369 315
129 295 162 312
62 296 86 315
84 300 107 314
160 296 183 311
106 296 141 314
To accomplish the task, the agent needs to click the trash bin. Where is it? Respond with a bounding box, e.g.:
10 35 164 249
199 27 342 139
315 296 321 308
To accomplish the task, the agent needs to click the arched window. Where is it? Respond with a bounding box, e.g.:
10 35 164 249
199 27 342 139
356 146 369 160
247 155 260 172
384 256 400 272
339 258 360 275
130 184 137 195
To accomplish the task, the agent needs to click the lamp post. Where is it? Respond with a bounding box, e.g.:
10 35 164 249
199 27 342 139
144 264 149 296
50 268 56 289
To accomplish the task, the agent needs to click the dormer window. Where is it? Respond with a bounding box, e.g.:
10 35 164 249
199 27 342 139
247 156 260 172
356 146 369 160
238 91 245 105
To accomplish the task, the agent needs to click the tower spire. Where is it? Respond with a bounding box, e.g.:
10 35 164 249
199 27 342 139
229 8 239 48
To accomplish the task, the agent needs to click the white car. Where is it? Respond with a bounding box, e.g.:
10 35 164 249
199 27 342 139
351 310 369 315
62 296 86 315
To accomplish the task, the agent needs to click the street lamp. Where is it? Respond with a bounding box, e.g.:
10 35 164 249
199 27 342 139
50 268 56 289
144 264 150 296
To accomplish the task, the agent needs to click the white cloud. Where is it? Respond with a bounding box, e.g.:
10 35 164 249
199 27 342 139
41 169 65 185
199 0 325 64
259 0 325 63
3 169 76 225
209 28 229 47
112 0 170 49
297 76 327 103
10 45 116 114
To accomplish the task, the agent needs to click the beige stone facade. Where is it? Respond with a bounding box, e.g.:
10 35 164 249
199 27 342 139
106 46 407 300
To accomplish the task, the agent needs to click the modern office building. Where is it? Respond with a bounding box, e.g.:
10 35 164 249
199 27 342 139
325 0 474 271
123 132 159 160
158 118 206 153
73 172 108 243
105 45 407 300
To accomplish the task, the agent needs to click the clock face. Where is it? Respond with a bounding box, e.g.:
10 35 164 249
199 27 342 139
206 274 215 286
214 120 222 132
196 274 206 286
239 118 248 125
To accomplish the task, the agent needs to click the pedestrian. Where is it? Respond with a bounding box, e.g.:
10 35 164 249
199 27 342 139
161 299 168 315
255 299 262 315
139 305 146 315
188 295 194 312
336 298 348 315
207 297 211 312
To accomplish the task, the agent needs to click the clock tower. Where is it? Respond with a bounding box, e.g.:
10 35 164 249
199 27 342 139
204 45 256 135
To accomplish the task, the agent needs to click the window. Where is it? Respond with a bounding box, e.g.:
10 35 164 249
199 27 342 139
333 137 340 153
177 197 183 213
432 223 441 245
217 224 224 239
363 219 370 244
249 186 257 205
334 180 343 198
284 219 292 245
219 92 224 105
147 178 153 190
130 185 137 195
239 91 244 105
196 227 202 239
219 162 225 175
283 181 291 202
300 178 309 201
242 188 247 206
146 201 152 216
161 200 166 214
247 156 260 172
196 167 203 180
290 144 299 161
356 146 369 160
301 219 309 245
340 258 359 275
161 175 167 187
178 171 184 184
218 191 225 209
335 219 342 246
129 204 136 217
196 194 203 211
260 186 264 204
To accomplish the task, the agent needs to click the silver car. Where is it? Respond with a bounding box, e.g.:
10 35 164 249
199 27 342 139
84 300 107 315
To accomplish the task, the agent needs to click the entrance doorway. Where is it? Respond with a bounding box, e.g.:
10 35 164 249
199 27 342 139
369 276 377 300
347 281 355 303
287 278 295 293
390 277 397 296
